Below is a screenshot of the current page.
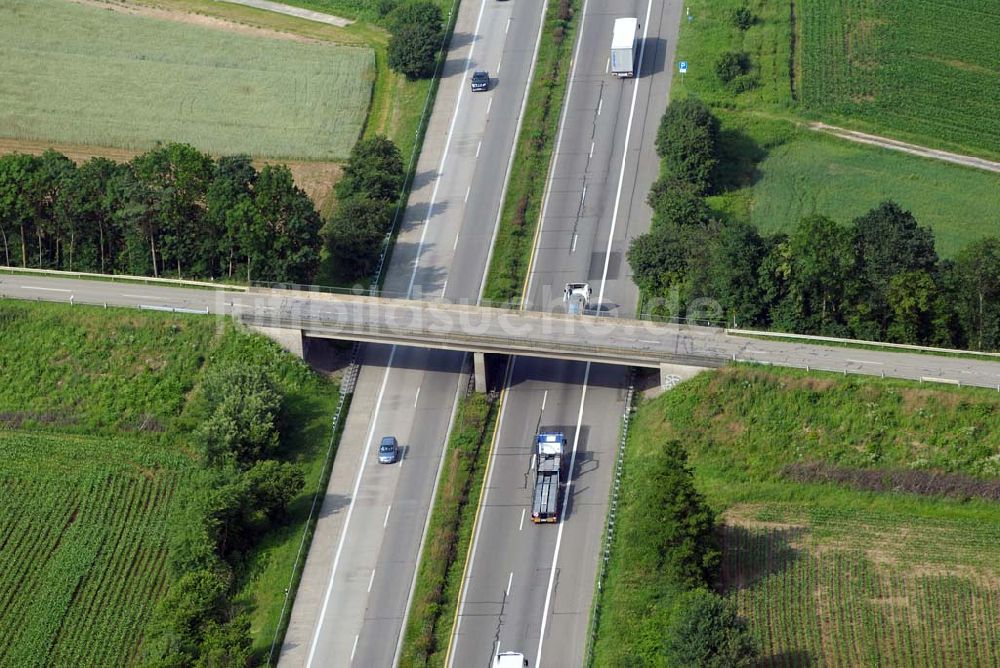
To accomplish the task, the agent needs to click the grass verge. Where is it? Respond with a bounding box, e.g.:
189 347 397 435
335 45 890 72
398 392 498 667
481 0 580 303
241 390 353 663
592 365 1000 664
0 300 341 664
672 0 1000 257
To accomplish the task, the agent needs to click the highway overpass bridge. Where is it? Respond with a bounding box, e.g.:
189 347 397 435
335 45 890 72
237 288 1000 392
4 274 999 391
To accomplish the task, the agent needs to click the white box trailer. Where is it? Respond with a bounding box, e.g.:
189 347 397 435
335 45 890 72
610 17 638 78
493 651 528 668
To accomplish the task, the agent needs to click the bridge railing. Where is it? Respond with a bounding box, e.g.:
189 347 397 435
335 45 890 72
251 280 522 310
1 265 246 290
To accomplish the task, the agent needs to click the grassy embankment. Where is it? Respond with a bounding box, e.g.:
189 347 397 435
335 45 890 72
482 0 580 303
671 0 1000 257
593 366 1000 665
0 300 341 664
398 394 498 667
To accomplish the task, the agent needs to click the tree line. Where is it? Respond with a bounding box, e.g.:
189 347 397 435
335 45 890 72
0 144 322 284
145 365 305 666
629 98 1000 351
325 135 405 284
611 439 757 665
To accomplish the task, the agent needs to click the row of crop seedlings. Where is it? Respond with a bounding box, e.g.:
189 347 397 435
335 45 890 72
799 0 883 112
0 481 81 632
0 468 175 666
725 526 1000 667
49 469 177 666
1 472 110 667
914 575 1000 667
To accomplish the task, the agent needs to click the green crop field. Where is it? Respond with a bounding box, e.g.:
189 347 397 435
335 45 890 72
709 116 1000 258
672 0 1000 257
0 431 190 667
0 0 374 160
0 300 339 664
722 505 1000 666
593 366 1000 665
800 0 1000 159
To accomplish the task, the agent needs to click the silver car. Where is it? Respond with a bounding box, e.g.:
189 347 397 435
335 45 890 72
378 436 398 464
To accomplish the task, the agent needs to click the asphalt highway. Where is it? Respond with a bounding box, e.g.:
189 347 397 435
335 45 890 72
448 1 682 666
279 0 550 664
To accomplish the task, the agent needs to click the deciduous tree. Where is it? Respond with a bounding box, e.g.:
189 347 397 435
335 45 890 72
654 98 720 194
336 135 404 203
953 237 1000 350
387 1 443 80
664 589 758 667
325 195 392 282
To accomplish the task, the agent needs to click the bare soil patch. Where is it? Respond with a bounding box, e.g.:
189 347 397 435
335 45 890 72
71 0 319 43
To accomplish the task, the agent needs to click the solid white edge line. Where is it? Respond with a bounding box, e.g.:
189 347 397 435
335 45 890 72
535 362 591 666
447 358 517 668
306 346 397 668
524 0 592 303
307 0 492 652
406 0 490 298
476 0 549 303
392 371 467 667
596 0 652 309
21 285 70 292
539 5 651 664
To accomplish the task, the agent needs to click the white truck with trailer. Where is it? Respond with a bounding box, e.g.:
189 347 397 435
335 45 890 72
610 17 638 78
493 651 528 667
531 432 565 524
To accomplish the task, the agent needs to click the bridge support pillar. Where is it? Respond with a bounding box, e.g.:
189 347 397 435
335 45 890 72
473 352 488 393
659 362 710 389
247 325 305 359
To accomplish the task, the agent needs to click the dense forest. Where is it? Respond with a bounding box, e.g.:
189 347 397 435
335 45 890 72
0 145 322 284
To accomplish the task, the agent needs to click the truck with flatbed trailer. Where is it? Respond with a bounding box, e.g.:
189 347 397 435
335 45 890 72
531 432 565 524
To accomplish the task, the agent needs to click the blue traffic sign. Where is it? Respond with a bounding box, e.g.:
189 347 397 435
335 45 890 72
678 61 688 74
